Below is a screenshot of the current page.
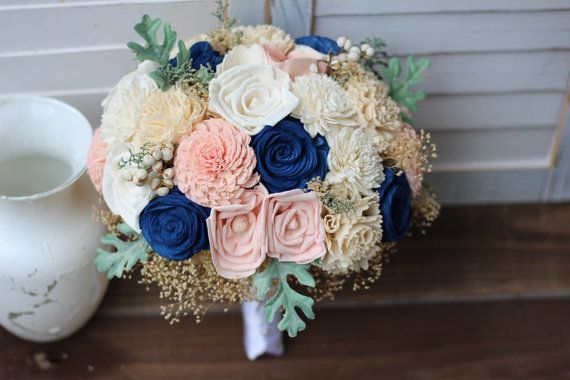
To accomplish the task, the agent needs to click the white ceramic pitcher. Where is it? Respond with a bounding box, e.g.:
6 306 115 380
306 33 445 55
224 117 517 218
0 97 108 342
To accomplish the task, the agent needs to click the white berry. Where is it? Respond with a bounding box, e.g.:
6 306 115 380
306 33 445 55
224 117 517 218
349 46 361 54
142 154 155 167
338 53 348 62
152 161 163 171
161 148 174 162
162 178 174 188
343 39 352 50
152 148 162 161
163 168 174 179
365 47 375 57
336 36 347 48
156 187 170 197
348 51 360 62
360 43 370 52
150 178 161 190
134 168 148 181
120 168 133 182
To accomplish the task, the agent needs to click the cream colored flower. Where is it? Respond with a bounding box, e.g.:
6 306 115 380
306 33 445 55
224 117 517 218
235 25 294 54
345 70 402 153
133 85 205 145
100 61 159 146
325 127 384 196
216 44 269 74
291 74 358 139
321 194 383 274
208 64 298 135
102 143 152 233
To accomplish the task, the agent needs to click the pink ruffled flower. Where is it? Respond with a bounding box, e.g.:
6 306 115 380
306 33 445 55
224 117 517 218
262 189 326 264
264 44 327 79
401 123 423 197
207 185 268 279
174 118 260 208
86 128 107 193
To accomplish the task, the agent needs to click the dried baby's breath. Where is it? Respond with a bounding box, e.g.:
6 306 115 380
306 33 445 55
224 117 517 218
306 178 357 215
140 251 253 324
412 185 441 233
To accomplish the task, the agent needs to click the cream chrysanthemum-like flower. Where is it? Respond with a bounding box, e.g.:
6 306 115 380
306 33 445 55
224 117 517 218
326 127 384 196
235 25 294 54
133 85 205 145
291 74 358 139
321 193 383 274
100 61 159 146
345 70 402 153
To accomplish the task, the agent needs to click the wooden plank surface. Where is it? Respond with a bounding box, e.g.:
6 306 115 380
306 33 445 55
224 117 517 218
2 204 570 379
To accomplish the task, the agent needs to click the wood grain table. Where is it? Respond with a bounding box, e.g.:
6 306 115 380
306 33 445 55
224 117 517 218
2 204 570 379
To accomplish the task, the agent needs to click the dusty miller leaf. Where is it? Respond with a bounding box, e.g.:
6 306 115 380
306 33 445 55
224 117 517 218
253 259 316 337
382 56 430 124
95 223 151 280
127 15 177 66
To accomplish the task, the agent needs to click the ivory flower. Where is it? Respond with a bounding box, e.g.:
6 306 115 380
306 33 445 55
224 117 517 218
100 61 159 146
174 118 260 208
207 185 268 279
208 64 298 135
345 70 402 153
326 127 384 196
133 85 205 145
236 24 294 54
102 143 152 233
262 189 326 264
86 128 107 193
321 194 383 274
216 44 270 74
291 74 358 138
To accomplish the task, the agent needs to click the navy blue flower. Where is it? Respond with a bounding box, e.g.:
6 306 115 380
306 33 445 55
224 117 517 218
295 35 341 55
251 117 329 193
170 41 223 71
377 167 412 242
140 188 210 261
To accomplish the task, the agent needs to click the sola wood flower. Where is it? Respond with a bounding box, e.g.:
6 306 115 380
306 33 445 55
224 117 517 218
208 64 298 135
86 128 107 193
207 185 268 279
174 118 260 208
261 189 326 264
291 74 358 138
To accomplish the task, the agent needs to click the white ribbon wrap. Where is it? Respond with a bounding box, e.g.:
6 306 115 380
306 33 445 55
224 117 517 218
241 300 284 360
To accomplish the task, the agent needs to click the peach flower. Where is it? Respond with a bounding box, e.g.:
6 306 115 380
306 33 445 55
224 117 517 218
262 189 326 264
207 185 268 279
86 128 107 192
264 44 327 79
174 118 260 208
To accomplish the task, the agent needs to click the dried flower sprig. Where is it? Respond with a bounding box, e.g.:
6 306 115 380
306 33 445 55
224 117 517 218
306 178 358 214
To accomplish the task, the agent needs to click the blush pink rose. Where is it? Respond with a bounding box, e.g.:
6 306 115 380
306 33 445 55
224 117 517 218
264 44 327 80
86 128 107 193
175 118 260 208
207 185 268 279
401 124 423 197
261 189 326 264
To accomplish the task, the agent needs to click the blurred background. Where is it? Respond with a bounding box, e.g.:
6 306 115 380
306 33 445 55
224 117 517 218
1 0 569 205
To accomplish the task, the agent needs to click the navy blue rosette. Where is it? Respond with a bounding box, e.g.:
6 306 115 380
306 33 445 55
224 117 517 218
250 117 330 194
140 188 210 261
169 41 224 71
295 35 341 55
377 167 412 242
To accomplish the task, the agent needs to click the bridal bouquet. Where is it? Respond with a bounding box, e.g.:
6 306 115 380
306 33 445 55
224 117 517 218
88 7 439 337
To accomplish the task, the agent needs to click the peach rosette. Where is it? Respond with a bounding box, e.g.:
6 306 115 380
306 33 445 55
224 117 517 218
261 189 326 264
207 185 268 279
174 118 260 208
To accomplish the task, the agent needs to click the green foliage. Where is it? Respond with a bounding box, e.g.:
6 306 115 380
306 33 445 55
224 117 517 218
253 259 316 337
127 15 177 66
118 143 151 170
360 36 388 78
95 223 151 280
382 56 430 124
212 0 238 29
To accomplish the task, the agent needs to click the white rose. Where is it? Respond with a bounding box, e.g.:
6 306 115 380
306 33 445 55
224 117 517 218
208 64 298 135
326 127 384 196
100 62 159 146
216 44 269 74
102 144 152 233
291 74 358 139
